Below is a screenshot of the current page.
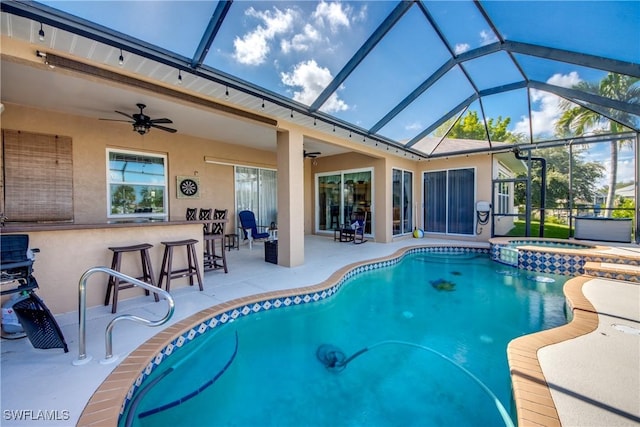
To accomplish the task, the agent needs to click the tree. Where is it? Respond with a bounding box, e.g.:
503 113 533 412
555 73 640 216
111 185 136 214
434 111 525 142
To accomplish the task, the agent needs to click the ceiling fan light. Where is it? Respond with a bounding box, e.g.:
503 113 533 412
133 123 149 135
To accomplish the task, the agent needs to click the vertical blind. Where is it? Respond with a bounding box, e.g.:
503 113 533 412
235 166 277 226
424 168 475 235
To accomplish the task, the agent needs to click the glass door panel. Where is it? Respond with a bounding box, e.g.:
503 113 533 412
403 171 413 233
344 171 372 233
318 174 341 231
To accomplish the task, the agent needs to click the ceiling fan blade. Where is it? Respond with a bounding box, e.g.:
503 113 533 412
114 110 134 120
99 118 134 123
150 123 177 133
149 118 173 124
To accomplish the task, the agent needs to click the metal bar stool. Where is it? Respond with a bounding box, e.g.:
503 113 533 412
157 239 203 292
104 243 159 313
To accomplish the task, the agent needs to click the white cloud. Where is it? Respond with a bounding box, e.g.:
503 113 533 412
455 29 496 55
514 71 583 137
280 59 348 112
455 43 470 55
281 24 323 54
405 121 423 132
233 7 296 65
313 1 351 33
479 30 498 46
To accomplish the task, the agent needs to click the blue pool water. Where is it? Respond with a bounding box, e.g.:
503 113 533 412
125 252 568 427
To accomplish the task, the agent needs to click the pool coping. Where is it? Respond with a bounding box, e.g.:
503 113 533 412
77 243 599 426
507 276 597 427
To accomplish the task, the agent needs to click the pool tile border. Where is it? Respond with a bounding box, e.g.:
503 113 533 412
77 245 488 426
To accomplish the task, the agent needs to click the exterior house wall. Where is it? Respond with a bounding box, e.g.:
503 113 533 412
308 151 389 241
1 103 497 313
418 155 493 241
1 103 277 231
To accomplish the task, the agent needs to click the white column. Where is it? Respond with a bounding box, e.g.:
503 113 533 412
277 130 305 267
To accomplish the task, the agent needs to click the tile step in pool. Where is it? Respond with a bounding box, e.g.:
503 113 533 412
584 261 640 283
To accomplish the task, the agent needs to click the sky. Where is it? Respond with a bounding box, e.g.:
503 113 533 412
41 0 639 170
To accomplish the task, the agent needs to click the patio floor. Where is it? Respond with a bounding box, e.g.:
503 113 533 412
1 235 638 426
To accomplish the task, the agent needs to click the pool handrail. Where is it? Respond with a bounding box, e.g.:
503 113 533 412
73 266 175 365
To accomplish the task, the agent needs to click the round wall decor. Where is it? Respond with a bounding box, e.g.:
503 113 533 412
177 175 200 199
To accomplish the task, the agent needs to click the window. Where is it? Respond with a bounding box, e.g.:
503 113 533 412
393 169 413 235
496 171 511 215
424 168 475 235
235 166 277 226
107 149 167 218
2 130 73 222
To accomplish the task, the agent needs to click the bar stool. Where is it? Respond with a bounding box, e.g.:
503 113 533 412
225 233 239 251
157 239 203 292
104 243 159 313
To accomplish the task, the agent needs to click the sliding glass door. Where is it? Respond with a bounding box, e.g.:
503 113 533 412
424 168 475 235
393 169 413 235
235 166 277 226
317 169 372 234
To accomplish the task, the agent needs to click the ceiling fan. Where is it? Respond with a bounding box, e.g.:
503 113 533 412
304 150 321 158
100 103 177 135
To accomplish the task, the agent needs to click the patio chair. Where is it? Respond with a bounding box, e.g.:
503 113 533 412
238 210 270 249
340 210 367 244
186 207 197 221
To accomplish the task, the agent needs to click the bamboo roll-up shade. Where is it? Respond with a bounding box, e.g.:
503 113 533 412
3 130 73 222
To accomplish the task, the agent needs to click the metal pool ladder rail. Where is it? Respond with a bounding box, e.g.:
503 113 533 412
73 266 175 366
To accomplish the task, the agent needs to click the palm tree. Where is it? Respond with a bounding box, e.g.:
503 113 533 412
555 73 639 217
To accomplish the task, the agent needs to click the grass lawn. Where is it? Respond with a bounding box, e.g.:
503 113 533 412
505 220 571 239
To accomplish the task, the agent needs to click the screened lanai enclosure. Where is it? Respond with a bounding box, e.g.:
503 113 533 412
1 0 638 241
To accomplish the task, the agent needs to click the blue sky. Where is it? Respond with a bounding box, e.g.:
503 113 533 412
42 0 639 156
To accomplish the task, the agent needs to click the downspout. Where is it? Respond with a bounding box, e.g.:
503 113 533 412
514 149 546 238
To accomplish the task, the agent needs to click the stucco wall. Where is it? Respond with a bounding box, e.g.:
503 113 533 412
1 103 277 231
417 155 493 240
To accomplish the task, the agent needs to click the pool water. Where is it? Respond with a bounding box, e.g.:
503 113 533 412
126 252 567 427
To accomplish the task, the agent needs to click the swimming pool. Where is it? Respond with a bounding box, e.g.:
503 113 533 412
121 249 567 427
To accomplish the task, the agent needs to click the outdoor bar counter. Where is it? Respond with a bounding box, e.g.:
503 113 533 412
1 220 207 314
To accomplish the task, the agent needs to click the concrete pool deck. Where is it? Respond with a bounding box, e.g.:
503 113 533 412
1 235 639 426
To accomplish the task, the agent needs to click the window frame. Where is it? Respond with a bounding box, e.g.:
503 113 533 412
106 148 168 219
314 167 374 236
392 168 414 236
234 165 278 228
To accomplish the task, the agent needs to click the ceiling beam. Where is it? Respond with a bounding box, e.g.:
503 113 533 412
405 94 478 148
504 40 640 78
191 1 233 68
478 81 528 97
369 58 457 134
309 0 414 112
529 80 640 116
